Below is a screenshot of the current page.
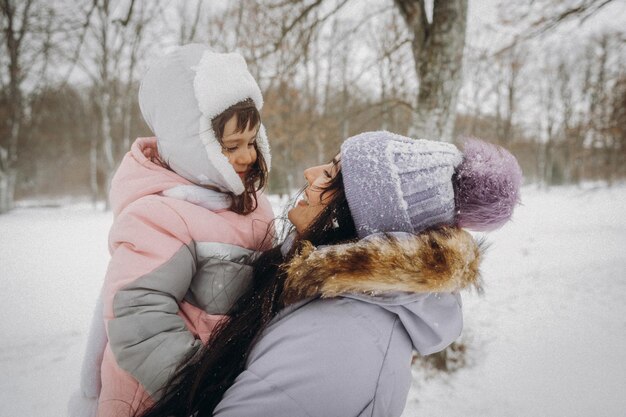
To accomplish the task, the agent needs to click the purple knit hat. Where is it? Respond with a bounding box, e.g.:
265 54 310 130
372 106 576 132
340 131 522 239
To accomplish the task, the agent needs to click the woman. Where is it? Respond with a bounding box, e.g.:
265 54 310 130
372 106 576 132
139 131 522 417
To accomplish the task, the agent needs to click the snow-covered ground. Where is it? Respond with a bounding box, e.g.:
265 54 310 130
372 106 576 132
0 185 625 417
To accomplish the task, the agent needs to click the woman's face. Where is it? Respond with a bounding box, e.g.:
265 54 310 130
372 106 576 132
288 156 341 234
220 114 258 180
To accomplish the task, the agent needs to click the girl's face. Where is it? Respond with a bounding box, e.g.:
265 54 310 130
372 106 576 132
288 156 341 234
220 114 258 180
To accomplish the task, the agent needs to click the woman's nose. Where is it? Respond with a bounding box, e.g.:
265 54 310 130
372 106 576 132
303 165 323 184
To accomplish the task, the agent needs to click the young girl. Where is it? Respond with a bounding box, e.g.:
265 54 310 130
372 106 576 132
69 44 274 417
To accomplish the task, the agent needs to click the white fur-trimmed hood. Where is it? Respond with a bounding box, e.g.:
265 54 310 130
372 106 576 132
138 44 270 194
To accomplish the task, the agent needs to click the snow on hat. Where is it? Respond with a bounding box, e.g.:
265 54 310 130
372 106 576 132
341 131 522 239
138 43 270 195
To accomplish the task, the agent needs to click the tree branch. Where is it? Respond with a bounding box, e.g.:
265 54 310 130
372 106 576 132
59 0 98 86
278 0 324 46
187 0 202 42
496 0 617 56
16 0 33 47
258 0 349 60
112 0 136 26
393 0 428 54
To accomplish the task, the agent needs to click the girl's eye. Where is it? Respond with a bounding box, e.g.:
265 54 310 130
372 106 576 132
224 146 238 153
323 170 332 178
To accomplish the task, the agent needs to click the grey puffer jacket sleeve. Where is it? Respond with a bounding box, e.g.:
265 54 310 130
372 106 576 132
213 297 414 417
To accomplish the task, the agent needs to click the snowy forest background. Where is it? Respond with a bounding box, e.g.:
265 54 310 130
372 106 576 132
1 0 625 211
1 1 625 416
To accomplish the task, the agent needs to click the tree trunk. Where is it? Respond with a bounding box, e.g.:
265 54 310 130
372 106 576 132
1 0 32 213
89 133 99 207
0 166 17 214
536 140 545 187
395 0 468 142
0 94 22 213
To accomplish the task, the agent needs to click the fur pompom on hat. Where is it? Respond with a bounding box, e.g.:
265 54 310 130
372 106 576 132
340 131 522 238
454 138 523 231
138 43 270 195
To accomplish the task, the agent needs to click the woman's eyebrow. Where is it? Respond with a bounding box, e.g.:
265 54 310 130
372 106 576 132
331 157 339 166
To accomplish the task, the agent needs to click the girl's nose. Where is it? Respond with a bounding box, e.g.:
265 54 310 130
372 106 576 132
235 148 254 166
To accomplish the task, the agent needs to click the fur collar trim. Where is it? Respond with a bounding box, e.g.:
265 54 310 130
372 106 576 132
282 227 483 305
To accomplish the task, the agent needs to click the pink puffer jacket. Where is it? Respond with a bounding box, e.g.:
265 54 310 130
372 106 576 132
97 137 274 416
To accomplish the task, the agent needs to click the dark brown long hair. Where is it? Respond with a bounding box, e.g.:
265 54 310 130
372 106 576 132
150 98 268 215
137 168 357 417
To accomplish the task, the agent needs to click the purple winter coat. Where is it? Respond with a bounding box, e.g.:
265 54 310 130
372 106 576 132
214 228 482 417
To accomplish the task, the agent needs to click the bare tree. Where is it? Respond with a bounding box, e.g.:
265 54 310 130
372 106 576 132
590 33 624 184
367 10 413 134
177 0 204 44
536 56 559 187
0 0 34 213
238 0 468 143
497 0 620 53
77 0 161 205
607 75 626 184
494 46 526 144
455 40 500 140
556 57 576 184
394 0 468 142
0 0 82 212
